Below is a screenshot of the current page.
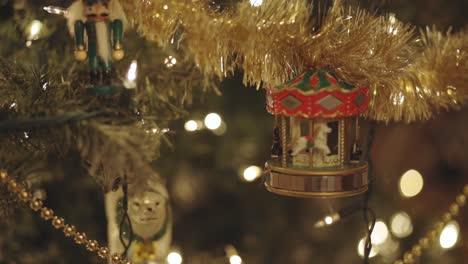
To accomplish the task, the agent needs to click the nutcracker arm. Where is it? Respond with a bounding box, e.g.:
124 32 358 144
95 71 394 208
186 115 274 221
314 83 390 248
74 20 85 49
111 19 124 61
112 19 123 50
73 20 87 62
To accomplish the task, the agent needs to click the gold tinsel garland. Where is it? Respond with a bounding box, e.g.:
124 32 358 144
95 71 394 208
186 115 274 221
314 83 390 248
119 0 468 123
413 29 468 116
0 171 132 264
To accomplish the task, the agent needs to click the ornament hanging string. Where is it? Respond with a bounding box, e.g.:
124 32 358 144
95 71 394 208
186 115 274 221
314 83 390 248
119 174 134 256
363 121 377 264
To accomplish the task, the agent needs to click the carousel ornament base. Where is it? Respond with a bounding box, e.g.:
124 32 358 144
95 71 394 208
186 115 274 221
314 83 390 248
265 161 368 198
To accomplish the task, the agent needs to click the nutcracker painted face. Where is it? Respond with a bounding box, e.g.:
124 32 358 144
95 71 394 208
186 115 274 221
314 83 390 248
83 0 110 22
128 190 168 229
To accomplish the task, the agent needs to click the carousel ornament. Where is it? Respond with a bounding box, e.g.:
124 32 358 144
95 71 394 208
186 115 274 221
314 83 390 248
265 69 370 198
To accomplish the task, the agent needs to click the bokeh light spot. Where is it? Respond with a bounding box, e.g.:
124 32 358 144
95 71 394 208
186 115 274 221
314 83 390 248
390 211 413 238
167 251 183 264
184 120 199 132
242 166 262 182
371 221 389 245
439 221 459 249
399 169 424 197
357 237 378 258
204 113 222 130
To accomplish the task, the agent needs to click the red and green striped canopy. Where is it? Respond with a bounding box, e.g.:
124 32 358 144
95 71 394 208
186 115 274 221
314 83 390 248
266 69 369 118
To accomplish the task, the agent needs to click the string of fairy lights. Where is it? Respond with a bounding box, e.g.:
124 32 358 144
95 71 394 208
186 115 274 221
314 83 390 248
313 169 466 263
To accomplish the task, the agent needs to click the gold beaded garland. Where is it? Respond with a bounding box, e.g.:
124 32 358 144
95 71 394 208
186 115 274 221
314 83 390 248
456 194 466 206
18 190 30 201
40 208 54 220
450 204 460 216
0 170 8 181
52 217 65 229
428 230 438 241
63 225 76 237
411 245 422 256
442 212 452 223
402 253 413 263
86 240 99 252
7 180 19 192
74 232 87 245
98 247 110 258
29 199 43 211
418 237 429 248
0 171 133 264
111 253 124 263
435 221 445 232
393 184 467 264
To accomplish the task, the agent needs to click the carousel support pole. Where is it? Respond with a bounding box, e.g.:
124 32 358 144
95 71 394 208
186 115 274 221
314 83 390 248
281 116 287 167
309 119 314 167
355 116 360 143
339 119 345 167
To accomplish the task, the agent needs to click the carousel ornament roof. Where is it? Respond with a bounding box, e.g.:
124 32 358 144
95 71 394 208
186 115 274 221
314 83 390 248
266 69 370 118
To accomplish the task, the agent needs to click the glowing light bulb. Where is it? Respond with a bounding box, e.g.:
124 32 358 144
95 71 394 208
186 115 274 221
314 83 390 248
167 251 183 264
439 221 459 249
43 6 68 16
399 169 424 198
390 211 413 238
28 20 43 40
357 237 378 258
314 213 340 228
242 166 262 182
164 56 177 67
250 0 263 7
127 60 137 81
371 221 389 245
204 113 222 130
229 255 242 264
184 120 199 132
124 60 138 89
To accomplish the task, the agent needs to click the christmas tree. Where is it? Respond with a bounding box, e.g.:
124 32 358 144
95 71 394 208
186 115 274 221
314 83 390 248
0 0 467 264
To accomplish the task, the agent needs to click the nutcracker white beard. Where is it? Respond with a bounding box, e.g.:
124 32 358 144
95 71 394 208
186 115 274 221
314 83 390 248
95 21 112 65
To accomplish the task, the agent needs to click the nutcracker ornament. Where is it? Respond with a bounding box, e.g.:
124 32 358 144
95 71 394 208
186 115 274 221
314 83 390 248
67 0 128 94
105 175 172 264
265 69 370 198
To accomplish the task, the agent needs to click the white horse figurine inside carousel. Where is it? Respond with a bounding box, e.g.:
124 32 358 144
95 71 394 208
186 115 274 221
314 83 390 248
290 120 333 167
